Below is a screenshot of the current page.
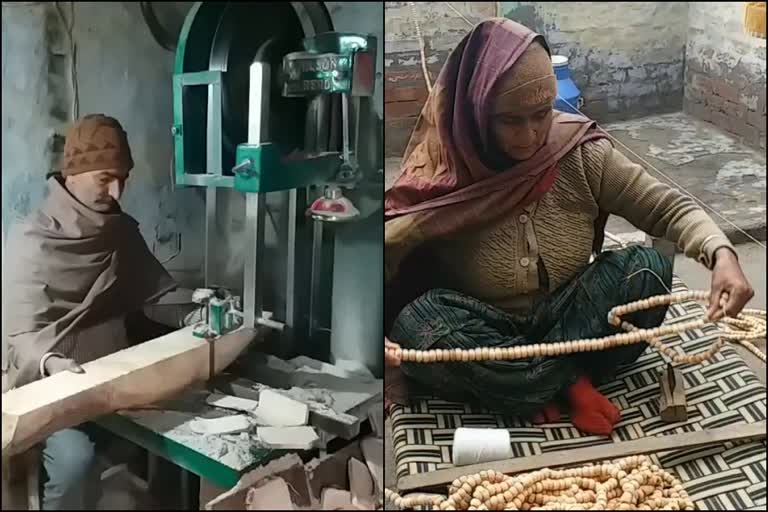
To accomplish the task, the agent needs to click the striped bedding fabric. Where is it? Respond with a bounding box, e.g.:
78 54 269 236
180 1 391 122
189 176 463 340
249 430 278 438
391 278 767 510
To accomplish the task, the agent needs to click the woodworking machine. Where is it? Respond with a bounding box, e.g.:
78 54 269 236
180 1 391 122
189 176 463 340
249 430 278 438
172 2 383 375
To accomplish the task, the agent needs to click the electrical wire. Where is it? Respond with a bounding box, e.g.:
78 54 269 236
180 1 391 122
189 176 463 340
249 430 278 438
409 2 433 93
54 2 78 120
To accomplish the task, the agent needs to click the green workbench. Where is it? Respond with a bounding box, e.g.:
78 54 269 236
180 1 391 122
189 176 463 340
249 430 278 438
95 413 281 490
93 390 291 509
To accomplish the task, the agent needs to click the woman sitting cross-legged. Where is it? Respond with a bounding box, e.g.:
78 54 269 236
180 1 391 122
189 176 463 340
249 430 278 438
383 18 753 436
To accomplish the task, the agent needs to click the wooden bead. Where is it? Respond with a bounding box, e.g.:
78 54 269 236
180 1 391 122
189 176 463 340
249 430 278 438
392 289 765 415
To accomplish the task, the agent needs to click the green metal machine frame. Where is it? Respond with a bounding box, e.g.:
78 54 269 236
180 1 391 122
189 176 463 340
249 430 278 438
172 2 376 193
97 3 380 498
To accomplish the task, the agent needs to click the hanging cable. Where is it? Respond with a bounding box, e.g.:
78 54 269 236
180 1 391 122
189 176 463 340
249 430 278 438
54 2 78 120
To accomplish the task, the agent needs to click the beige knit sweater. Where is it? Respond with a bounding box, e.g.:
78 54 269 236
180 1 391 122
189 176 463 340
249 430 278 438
426 139 734 314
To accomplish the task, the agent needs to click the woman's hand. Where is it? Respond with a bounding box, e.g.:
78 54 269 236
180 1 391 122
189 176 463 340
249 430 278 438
708 247 754 320
385 337 402 367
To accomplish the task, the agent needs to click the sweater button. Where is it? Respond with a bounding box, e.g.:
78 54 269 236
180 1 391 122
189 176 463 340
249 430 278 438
520 257 530 267
519 214 529 224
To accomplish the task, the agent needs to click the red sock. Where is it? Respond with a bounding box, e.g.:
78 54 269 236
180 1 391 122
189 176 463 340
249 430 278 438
566 376 621 436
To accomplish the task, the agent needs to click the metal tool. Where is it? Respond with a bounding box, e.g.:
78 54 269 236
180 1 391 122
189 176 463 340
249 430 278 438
659 363 687 422
191 287 241 339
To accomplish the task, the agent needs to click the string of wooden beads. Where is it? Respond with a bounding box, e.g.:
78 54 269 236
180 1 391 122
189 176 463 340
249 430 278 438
384 455 695 510
386 291 766 366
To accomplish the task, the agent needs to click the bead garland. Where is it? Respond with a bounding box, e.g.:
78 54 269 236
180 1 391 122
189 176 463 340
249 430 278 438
386 291 766 365
384 455 695 510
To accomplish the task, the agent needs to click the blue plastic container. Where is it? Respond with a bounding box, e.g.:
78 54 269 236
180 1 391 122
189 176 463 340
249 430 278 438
552 55 582 114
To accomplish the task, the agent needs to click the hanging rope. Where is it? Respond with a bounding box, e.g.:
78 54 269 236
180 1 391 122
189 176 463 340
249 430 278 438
409 2 433 93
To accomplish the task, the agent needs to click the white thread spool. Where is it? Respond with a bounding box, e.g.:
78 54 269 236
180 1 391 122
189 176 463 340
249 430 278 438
452 427 513 466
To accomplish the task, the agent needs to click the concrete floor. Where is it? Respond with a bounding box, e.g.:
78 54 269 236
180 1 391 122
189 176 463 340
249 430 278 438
383 111 767 498
602 112 766 244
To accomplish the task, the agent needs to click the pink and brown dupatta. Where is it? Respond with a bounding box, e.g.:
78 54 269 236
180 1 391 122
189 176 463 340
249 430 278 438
385 18 608 327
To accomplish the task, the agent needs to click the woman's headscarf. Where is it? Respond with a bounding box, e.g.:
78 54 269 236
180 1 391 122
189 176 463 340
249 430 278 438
384 18 608 325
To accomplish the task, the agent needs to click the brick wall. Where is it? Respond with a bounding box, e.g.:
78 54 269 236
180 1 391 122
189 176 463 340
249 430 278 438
684 2 766 150
384 2 689 157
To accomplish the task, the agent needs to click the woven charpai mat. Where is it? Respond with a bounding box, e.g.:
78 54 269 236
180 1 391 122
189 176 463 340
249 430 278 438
391 278 767 510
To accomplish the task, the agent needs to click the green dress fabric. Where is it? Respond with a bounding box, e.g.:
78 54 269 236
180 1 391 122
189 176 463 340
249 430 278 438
389 246 673 418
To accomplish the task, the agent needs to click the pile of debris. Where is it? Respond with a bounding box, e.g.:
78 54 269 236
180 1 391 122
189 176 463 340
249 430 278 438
201 405 384 510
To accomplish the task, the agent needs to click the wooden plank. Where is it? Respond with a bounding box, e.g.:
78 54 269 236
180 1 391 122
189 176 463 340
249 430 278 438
397 421 767 493
2 326 261 457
